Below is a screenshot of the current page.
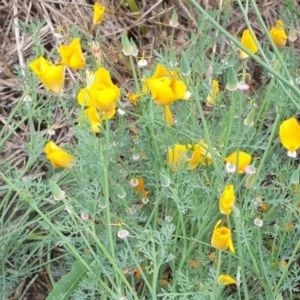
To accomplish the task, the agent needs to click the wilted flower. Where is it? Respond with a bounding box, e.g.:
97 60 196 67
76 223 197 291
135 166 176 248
58 38 86 69
29 56 64 94
245 165 256 175
78 67 120 114
219 184 235 215
137 52 148 68
81 213 90 221
44 141 74 169
167 144 187 171
225 151 252 174
211 220 235 253
270 20 287 47
239 29 259 59
168 141 213 171
254 218 263 227
93 3 105 25
135 178 150 199
126 92 142 105
279 117 300 157
83 105 115 133
188 139 213 168
206 79 219 106
237 81 249 90
217 275 236 286
117 229 130 240
129 178 139 187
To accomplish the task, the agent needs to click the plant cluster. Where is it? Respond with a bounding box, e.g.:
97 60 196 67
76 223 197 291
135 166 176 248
1 1 300 299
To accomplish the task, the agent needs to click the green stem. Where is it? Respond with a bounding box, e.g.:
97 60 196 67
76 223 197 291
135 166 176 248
233 217 250 300
248 0 292 82
125 0 139 12
0 170 92 272
88 227 140 299
124 238 154 295
104 118 115 258
129 55 140 93
251 109 281 187
274 237 300 295
214 250 222 299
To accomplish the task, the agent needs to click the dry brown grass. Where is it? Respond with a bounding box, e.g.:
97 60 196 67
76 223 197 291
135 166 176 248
0 0 295 298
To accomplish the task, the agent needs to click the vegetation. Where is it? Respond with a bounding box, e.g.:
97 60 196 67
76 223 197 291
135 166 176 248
1 1 300 299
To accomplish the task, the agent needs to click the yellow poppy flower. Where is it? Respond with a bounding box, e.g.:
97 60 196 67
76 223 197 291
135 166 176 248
44 141 74 169
29 56 64 94
77 67 120 112
83 106 101 133
83 106 116 133
279 117 300 157
206 79 219 106
239 29 259 59
270 20 287 47
58 38 86 69
143 64 187 106
225 151 251 174
93 3 105 25
167 144 188 171
217 275 236 286
211 220 235 254
219 184 235 215
188 139 213 169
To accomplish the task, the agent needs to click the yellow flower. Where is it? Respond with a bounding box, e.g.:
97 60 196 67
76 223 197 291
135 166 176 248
44 141 74 169
188 139 213 169
225 151 251 174
211 220 235 254
217 275 236 286
58 38 86 69
239 29 259 59
206 79 219 106
143 64 187 106
279 117 300 157
83 105 116 133
29 56 64 94
167 144 188 171
126 92 142 105
78 67 120 112
93 3 105 25
219 184 235 215
84 106 101 133
270 20 287 47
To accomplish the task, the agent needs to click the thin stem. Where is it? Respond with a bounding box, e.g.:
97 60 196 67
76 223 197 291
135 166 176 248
188 0 300 104
104 118 115 258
